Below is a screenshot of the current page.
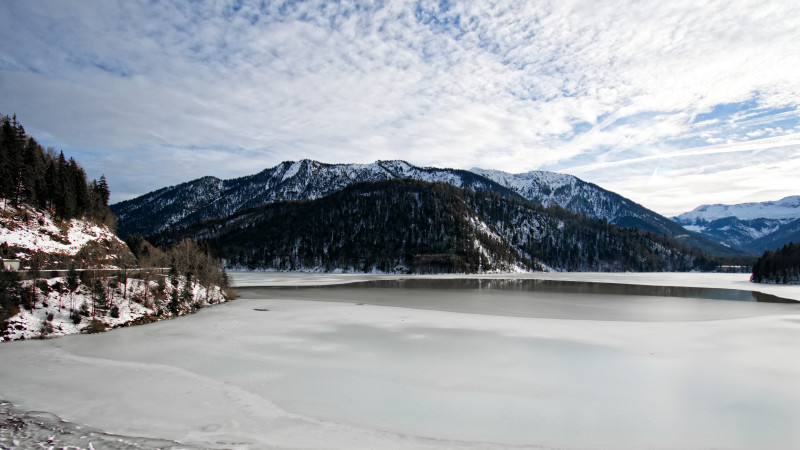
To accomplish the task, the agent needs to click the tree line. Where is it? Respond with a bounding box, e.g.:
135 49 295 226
751 242 800 284
0 114 112 225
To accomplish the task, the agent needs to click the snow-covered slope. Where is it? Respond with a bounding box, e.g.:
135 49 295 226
673 196 800 253
472 168 648 223
1 274 228 342
0 201 232 342
1 202 133 268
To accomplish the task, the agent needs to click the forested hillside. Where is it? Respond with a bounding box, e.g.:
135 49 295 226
0 114 114 226
751 242 800 284
113 159 741 257
111 159 521 238
153 180 715 273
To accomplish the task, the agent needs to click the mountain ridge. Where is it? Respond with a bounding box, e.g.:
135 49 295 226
151 179 715 273
112 159 743 257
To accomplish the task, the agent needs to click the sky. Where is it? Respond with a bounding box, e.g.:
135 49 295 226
1 0 798 216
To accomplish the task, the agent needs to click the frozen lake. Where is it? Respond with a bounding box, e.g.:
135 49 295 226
2 272 800 449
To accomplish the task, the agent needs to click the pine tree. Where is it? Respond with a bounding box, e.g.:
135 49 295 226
92 278 108 317
66 264 80 311
0 267 22 322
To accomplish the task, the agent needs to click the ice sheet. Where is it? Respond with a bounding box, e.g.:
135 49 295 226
1 273 800 449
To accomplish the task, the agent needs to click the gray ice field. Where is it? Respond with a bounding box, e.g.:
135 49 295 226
1 272 800 449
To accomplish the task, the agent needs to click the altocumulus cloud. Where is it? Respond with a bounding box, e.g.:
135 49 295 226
0 0 798 214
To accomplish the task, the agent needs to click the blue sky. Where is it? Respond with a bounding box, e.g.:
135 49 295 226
1 0 798 216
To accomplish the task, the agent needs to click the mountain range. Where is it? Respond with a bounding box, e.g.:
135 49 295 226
149 179 715 273
673 196 800 254
112 159 740 257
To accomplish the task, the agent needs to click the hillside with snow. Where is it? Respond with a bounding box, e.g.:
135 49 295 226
1 203 133 269
1 202 233 342
471 167 683 230
2 273 228 342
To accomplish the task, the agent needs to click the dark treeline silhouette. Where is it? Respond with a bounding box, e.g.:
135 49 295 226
751 242 800 284
0 114 112 226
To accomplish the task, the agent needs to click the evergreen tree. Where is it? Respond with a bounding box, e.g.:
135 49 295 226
1 114 112 221
0 267 22 323
92 278 108 317
70 159 89 216
752 242 800 284
66 264 80 311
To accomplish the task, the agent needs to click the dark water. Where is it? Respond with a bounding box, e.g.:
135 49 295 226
239 278 799 322
341 278 795 302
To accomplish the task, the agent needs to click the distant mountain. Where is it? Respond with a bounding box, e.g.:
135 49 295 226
152 179 716 273
676 196 800 222
673 196 800 253
113 159 740 257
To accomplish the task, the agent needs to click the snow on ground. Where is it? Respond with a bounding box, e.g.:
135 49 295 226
2 276 228 342
1 272 800 449
0 204 122 257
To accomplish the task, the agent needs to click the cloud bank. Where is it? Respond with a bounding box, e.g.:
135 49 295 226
1 0 798 215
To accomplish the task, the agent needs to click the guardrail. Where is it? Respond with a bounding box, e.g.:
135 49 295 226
14 268 170 280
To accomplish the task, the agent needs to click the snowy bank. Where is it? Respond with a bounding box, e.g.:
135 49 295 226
2 274 230 342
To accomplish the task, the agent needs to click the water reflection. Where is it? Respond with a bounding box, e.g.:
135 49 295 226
336 278 795 303
238 278 798 322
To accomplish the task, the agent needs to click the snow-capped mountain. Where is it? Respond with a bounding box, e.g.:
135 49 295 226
112 159 740 256
155 179 715 273
673 196 800 253
675 196 800 222
112 160 519 238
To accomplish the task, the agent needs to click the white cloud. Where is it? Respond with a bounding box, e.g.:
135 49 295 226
0 0 798 214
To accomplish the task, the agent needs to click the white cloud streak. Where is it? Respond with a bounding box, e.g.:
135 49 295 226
0 0 798 214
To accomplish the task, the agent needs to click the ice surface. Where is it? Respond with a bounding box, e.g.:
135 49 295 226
2 273 800 449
